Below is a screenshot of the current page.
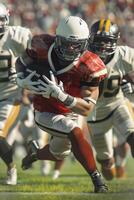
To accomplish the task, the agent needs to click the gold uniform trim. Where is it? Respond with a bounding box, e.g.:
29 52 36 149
99 19 111 32
105 19 111 32
126 100 134 120
1 100 21 137
99 19 105 31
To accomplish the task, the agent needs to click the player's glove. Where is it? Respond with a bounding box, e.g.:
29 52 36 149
38 71 65 99
38 71 77 108
121 80 134 95
16 71 41 94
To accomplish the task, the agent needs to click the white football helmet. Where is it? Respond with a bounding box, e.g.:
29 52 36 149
54 16 89 61
0 3 9 36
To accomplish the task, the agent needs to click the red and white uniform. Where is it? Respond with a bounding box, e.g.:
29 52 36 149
18 34 107 159
23 34 107 114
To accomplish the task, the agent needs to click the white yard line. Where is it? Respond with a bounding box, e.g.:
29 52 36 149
0 191 134 196
0 192 90 196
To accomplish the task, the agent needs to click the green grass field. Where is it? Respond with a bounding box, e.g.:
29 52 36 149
0 155 134 200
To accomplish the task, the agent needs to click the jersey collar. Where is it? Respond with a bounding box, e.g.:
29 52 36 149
48 43 79 75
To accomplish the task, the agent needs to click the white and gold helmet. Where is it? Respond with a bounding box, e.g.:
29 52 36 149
54 16 89 61
0 3 9 36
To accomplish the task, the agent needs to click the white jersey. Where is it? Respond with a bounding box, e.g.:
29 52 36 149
88 45 134 121
87 46 134 160
0 26 32 100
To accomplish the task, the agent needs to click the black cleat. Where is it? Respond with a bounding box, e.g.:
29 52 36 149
127 133 134 157
21 140 40 170
90 170 108 193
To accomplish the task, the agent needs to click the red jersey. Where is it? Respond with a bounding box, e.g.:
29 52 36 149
24 34 107 114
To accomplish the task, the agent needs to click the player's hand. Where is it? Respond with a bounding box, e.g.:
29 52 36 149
38 71 65 99
121 80 134 95
16 71 41 94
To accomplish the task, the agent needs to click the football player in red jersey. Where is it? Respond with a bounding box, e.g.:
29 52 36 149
15 16 108 193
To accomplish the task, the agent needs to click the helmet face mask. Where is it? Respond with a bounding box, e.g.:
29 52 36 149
88 19 120 62
54 36 88 61
54 16 89 61
90 35 117 59
0 3 9 36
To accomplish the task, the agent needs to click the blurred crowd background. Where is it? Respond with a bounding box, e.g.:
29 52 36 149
3 0 134 46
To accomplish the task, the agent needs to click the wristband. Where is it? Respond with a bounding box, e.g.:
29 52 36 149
65 96 77 108
57 90 77 108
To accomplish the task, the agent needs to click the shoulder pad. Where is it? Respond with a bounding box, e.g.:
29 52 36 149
9 26 32 44
79 51 107 79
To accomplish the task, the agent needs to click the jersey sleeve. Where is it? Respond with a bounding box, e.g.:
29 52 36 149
10 26 32 56
27 34 55 59
120 46 134 83
79 51 107 87
16 34 55 81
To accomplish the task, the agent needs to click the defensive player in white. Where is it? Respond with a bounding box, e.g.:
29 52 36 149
0 3 32 185
87 19 134 180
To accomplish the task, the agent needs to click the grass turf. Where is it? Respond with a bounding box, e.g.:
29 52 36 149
0 154 134 200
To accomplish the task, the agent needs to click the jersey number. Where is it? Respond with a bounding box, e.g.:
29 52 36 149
0 54 12 82
99 75 121 97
